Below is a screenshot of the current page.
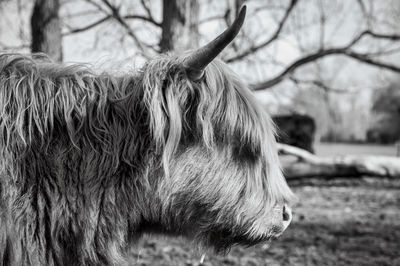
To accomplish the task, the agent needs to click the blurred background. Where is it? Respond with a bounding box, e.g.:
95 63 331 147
1 0 399 265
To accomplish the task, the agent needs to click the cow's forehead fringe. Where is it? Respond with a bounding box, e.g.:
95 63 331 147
141 54 295 205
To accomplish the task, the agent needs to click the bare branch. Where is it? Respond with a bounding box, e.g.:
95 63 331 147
357 0 372 28
254 4 288 13
363 30 400 41
344 50 400 73
64 12 161 36
346 30 400 48
124 14 161 27
86 0 108 14
199 3 288 24
251 48 347 90
251 30 400 91
63 9 101 19
226 0 299 63
138 0 160 26
63 15 111 35
100 0 151 57
199 14 225 24
289 76 348 93
317 0 326 50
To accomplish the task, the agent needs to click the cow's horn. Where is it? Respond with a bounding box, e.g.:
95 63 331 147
183 5 247 80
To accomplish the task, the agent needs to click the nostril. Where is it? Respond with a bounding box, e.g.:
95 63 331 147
282 205 290 222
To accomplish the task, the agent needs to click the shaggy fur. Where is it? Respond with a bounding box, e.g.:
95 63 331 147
0 53 294 265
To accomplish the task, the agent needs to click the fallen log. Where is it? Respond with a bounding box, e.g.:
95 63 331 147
277 143 400 179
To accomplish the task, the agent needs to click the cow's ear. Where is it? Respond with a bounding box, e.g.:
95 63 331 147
183 5 246 81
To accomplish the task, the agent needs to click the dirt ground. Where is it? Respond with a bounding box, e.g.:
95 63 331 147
128 177 400 266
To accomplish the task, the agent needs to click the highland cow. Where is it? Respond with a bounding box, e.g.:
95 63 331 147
0 7 294 266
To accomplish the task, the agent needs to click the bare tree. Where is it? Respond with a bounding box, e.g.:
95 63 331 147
250 31 400 91
61 0 400 92
31 0 62 61
228 0 400 91
159 0 199 52
62 0 199 57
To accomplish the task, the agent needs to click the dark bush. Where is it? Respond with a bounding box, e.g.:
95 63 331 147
273 114 316 153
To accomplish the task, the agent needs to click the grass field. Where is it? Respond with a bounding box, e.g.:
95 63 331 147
128 145 400 265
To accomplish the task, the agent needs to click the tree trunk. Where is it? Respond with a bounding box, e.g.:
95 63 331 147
278 143 400 179
159 0 199 53
31 0 62 62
